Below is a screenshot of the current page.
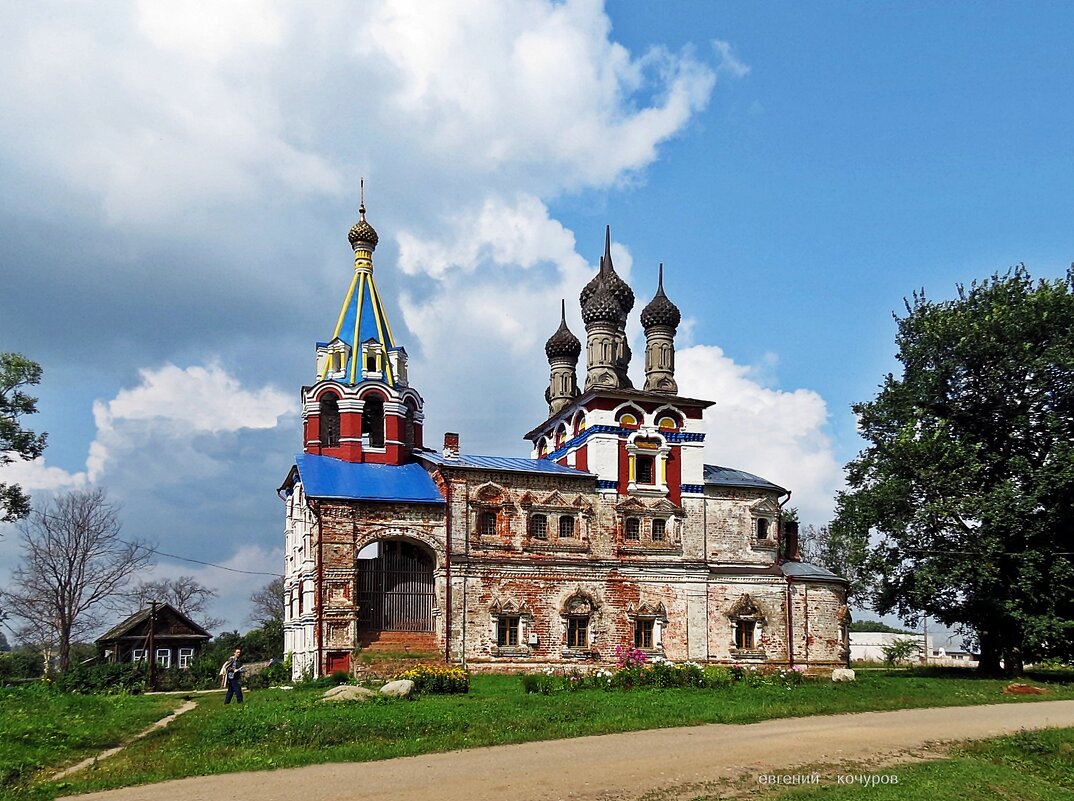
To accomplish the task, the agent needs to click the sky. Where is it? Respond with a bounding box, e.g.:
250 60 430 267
1 1 1072 636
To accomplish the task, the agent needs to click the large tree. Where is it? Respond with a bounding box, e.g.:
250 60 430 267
834 267 1074 675
1 489 153 672
1 352 47 523
132 576 222 630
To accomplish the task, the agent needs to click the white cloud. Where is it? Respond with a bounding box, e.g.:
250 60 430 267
359 0 715 189
87 363 294 481
0 457 87 494
677 345 843 523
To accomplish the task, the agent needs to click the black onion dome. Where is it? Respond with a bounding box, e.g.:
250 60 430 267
545 300 581 360
578 226 635 314
581 281 621 325
640 264 681 330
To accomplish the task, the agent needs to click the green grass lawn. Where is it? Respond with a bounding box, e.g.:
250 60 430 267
15 668 1074 800
0 684 177 798
757 727 1074 801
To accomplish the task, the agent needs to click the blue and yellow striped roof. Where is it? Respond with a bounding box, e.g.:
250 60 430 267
317 203 403 387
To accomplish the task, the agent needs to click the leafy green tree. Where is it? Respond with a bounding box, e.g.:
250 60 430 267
1 352 47 523
834 267 1074 675
881 637 921 667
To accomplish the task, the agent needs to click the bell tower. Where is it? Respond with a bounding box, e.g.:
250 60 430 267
301 184 424 465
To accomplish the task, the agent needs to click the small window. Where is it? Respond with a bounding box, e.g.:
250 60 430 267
735 621 756 650
566 617 588 648
131 649 146 663
529 514 547 540
559 516 575 538
634 619 655 649
479 511 497 537
178 648 195 669
636 456 655 484
625 518 641 540
497 615 520 647
652 519 666 541
756 518 770 539
365 353 377 372
619 413 638 427
657 416 678 431
155 648 171 668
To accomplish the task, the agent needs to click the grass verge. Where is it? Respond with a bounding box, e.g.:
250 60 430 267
18 667 1074 800
0 684 178 799
754 726 1074 801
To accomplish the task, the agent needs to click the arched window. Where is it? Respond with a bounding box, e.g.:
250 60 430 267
362 395 385 448
479 511 497 537
403 399 418 450
319 395 340 448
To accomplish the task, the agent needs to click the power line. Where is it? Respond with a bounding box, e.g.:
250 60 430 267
138 543 282 577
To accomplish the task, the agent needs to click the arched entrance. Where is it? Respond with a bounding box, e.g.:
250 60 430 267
356 539 434 634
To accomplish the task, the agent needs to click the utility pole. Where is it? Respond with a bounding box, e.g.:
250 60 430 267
922 614 928 667
148 601 156 691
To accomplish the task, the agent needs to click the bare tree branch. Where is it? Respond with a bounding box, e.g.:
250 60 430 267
1 489 153 671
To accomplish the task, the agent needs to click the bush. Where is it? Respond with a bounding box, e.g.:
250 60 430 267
53 663 148 694
394 664 469 694
519 652 812 694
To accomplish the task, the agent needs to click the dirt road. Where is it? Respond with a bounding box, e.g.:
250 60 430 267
62 700 1074 801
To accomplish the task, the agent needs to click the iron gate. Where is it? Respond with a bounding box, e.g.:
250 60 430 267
357 540 434 632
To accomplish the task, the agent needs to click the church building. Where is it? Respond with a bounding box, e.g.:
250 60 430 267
279 196 849 678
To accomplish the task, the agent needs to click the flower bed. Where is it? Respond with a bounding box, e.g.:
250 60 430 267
394 663 470 694
520 646 808 694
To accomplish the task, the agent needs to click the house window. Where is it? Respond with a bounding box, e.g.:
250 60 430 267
625 517 641 540
652 519 666 541
319 395 340 447
362 395 385 448
636 456 655 484
131 649 146 663
528 514 547 540
155 648 171 668
178 648 195 669
479 511 497 537
756 518 770 539
634 619 655 650
566 617 588 648
497 615 520 647
559 516 575 538
735 621 756 650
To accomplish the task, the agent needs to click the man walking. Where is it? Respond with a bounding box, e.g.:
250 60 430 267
220 648 245 704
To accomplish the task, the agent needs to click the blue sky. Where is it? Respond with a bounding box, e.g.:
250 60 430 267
1 1 1072 634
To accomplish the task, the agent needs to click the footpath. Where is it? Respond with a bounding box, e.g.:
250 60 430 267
60 700 1074 801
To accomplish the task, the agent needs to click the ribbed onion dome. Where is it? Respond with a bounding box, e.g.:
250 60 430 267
579 226 635 315
348 201 379 251
545 300 582 360
640 264 681 330
581 281 622 326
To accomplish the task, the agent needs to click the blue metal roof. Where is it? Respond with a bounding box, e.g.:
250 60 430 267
781 560 847 583
703 464 786 493
293 454 444 503
419 451 594 478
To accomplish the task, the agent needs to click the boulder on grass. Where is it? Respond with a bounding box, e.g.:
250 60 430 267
380 679 416 698
322 685 377 702
832 668 856 682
